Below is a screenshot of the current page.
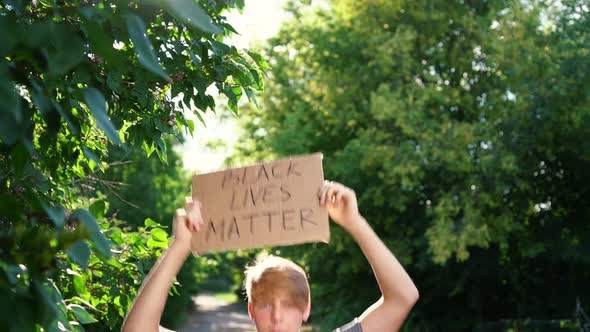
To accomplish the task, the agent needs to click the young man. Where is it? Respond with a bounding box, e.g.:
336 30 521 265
122 181 419 332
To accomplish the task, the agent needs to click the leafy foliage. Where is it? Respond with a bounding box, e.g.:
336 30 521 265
97 139 194 328
54 212 172 332
232 0 590 330
0 0 264 330
101 138 188 229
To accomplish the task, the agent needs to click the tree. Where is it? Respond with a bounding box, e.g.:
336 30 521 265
0 0 265 330
232 0 590 330
97 139 194 329
101 138 188 229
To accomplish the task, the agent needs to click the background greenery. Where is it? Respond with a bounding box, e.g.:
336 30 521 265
1 0 589 331
230 0 590 330
0 0 265 330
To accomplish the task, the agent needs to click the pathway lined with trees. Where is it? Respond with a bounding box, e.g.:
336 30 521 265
176 294 255 332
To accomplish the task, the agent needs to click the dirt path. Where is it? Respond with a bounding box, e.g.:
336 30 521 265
174 294 256 332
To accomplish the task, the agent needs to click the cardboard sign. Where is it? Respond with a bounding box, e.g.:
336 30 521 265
191 153 330 254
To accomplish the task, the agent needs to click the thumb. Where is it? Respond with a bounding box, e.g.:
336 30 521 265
174 208 188 231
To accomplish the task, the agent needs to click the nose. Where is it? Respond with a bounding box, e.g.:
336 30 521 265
271 303 282 322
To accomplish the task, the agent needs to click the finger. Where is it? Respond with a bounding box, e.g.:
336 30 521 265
332 183 349 206
185 216 195 232
174 208 187 231
335 190 344 206
326 186 338 206
322 181 335 205
189 215 202 232
195 212 204 231
184 197 194 224
193 203 204 223
184 197 194 213
191 199 205 231
175 208 187 220
318 180 330 205
185 217 194 232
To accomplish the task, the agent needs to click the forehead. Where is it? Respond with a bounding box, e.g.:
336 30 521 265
253 288 295 303
252 270 305 293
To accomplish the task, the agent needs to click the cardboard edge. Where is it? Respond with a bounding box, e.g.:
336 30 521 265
192 235 331 256
190 152 324 179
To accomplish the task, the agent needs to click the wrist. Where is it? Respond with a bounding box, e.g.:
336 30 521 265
341 214 365 233
169 237 192 257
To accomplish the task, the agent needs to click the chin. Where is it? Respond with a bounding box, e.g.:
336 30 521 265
269 327 291 332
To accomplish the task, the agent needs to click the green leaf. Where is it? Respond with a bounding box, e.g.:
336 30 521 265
72 65 92 84
249 69 264 90
244 87 260 109
11 143 29 178
71 209 111 257
154 136 168 164
144 218 158 228
22 22 52 48
68 304 98 324
0 111 19 145
82 20 118 64
89 200 106 219
66 241 90 269
147 238 168 250
142 140 156 157
164 0 223 35
55 103 80 134
188 49 201 68
223 85 241 114
30 81 54 118
106 257 123 269
211 40 231 56
0 76 21 145
48 24 85 76
0 194 20 221
82 146 100 164
1 263 27 285
0 15 18 57
247 51 271 71
186 118 195 134
40 200 65 229
83 88 122 145
125 14 169 80
72 275 90 301
150 228 168 242
220 22 238 35
108 227 124 245
34 279 70 324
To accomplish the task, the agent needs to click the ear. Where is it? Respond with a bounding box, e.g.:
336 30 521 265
248 301 254 320
303 300 311 322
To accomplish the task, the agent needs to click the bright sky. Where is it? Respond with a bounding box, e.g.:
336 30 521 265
176 1 290 173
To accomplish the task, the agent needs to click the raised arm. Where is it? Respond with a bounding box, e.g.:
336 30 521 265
121 198 203 332
319 181 419 332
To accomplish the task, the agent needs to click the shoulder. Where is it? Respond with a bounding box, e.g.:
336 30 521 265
333 318 363 332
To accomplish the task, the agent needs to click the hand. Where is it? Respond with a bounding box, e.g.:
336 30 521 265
318 180 361 229
172 197 204 251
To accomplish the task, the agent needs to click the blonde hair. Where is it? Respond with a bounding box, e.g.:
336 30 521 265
244 254 310 312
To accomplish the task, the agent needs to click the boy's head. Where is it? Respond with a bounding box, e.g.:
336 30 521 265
244 255 311 332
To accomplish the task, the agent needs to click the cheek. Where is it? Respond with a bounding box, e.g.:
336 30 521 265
284 308 306 327
252 308 271 324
